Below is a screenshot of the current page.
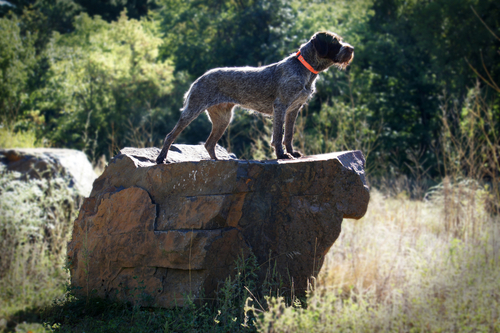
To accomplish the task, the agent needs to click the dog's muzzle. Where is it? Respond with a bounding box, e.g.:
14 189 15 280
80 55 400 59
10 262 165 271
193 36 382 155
338 43 354 65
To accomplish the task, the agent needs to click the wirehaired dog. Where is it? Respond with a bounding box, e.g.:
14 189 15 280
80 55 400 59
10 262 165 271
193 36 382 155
156 31 354 163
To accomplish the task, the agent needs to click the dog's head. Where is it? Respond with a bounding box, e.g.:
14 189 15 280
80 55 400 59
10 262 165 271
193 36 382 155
311 31 354 69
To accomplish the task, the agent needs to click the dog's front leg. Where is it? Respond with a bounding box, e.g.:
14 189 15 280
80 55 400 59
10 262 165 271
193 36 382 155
284 107 303 158
271 102 294 159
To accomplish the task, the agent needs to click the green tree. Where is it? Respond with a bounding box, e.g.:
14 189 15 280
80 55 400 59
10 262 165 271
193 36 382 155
4 0 156 22
75 0 158 21
352 0 500 175
156 0 295 78
40 12 174 160
0 15 36 127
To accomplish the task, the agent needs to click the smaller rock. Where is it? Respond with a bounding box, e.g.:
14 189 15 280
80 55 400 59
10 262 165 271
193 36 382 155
0 148 97 197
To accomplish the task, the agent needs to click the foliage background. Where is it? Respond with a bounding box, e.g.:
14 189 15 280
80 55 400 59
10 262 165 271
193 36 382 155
1 0 499 180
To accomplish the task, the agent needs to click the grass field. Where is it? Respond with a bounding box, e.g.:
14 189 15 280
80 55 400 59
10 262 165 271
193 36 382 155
255 181 500 332
1 166 498 332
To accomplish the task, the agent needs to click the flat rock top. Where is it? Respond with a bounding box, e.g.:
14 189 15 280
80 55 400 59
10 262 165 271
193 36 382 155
117 144 368 188
120 144 237 165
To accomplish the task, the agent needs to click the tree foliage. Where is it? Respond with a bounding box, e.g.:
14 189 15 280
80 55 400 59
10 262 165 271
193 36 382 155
352 0 500 175
0 0 498 179
156 0 295 77
0 15 36 125
39 12 174 158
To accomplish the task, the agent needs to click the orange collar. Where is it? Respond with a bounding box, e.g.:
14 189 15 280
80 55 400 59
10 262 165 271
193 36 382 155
296 51 319 74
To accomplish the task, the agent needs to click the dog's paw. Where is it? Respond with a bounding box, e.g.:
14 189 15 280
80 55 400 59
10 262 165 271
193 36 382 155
277 153 296 160
155 155 165 164
290 151 303 158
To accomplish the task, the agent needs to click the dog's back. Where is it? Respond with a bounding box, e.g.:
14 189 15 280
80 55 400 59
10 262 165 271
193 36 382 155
187 60 291 115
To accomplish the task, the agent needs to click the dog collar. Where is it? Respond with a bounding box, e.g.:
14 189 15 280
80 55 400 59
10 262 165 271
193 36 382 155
296 51 319 74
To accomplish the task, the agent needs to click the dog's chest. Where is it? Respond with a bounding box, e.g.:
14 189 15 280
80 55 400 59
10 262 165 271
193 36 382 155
305 74 317 95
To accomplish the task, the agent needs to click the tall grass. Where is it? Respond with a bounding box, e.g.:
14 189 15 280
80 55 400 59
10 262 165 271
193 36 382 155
252 185 500 332
0 168 77 317
3 171 497 332
439 84 500 213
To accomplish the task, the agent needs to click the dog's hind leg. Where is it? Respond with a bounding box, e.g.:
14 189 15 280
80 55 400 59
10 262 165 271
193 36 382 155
205 103 235 160
156 103 207 164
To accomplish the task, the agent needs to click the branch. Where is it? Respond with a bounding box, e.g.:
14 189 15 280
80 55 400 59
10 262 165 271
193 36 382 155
481 51 500 91
465 57 500 92
471 6 499 41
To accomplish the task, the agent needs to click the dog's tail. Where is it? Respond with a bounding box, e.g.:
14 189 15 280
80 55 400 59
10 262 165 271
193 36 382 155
181 83 195 113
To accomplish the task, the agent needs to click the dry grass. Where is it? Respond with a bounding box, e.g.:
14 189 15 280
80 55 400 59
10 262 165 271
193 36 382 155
255 180 500 332
1 81 498 331
320 179 494 293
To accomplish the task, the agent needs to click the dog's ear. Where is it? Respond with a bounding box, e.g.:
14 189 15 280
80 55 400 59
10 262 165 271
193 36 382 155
312 32 336 58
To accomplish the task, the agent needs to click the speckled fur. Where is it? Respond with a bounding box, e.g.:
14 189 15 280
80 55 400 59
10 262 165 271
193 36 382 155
156 31 354 163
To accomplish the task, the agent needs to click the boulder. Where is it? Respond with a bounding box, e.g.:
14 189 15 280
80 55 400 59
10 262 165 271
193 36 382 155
67 144 369 307
0 148 97 197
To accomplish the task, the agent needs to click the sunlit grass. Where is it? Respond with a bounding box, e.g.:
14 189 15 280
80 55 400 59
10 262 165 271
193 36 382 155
0 127 46 149
254 182 500 332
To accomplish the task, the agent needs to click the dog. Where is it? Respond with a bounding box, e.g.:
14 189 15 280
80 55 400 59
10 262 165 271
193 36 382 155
156 31 354 164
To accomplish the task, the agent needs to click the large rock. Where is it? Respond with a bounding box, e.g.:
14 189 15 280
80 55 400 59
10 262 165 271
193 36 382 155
0 148 97 196
67 144 369 307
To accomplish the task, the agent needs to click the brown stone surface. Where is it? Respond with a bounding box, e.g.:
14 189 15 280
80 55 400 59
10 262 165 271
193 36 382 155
67 144 369 307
